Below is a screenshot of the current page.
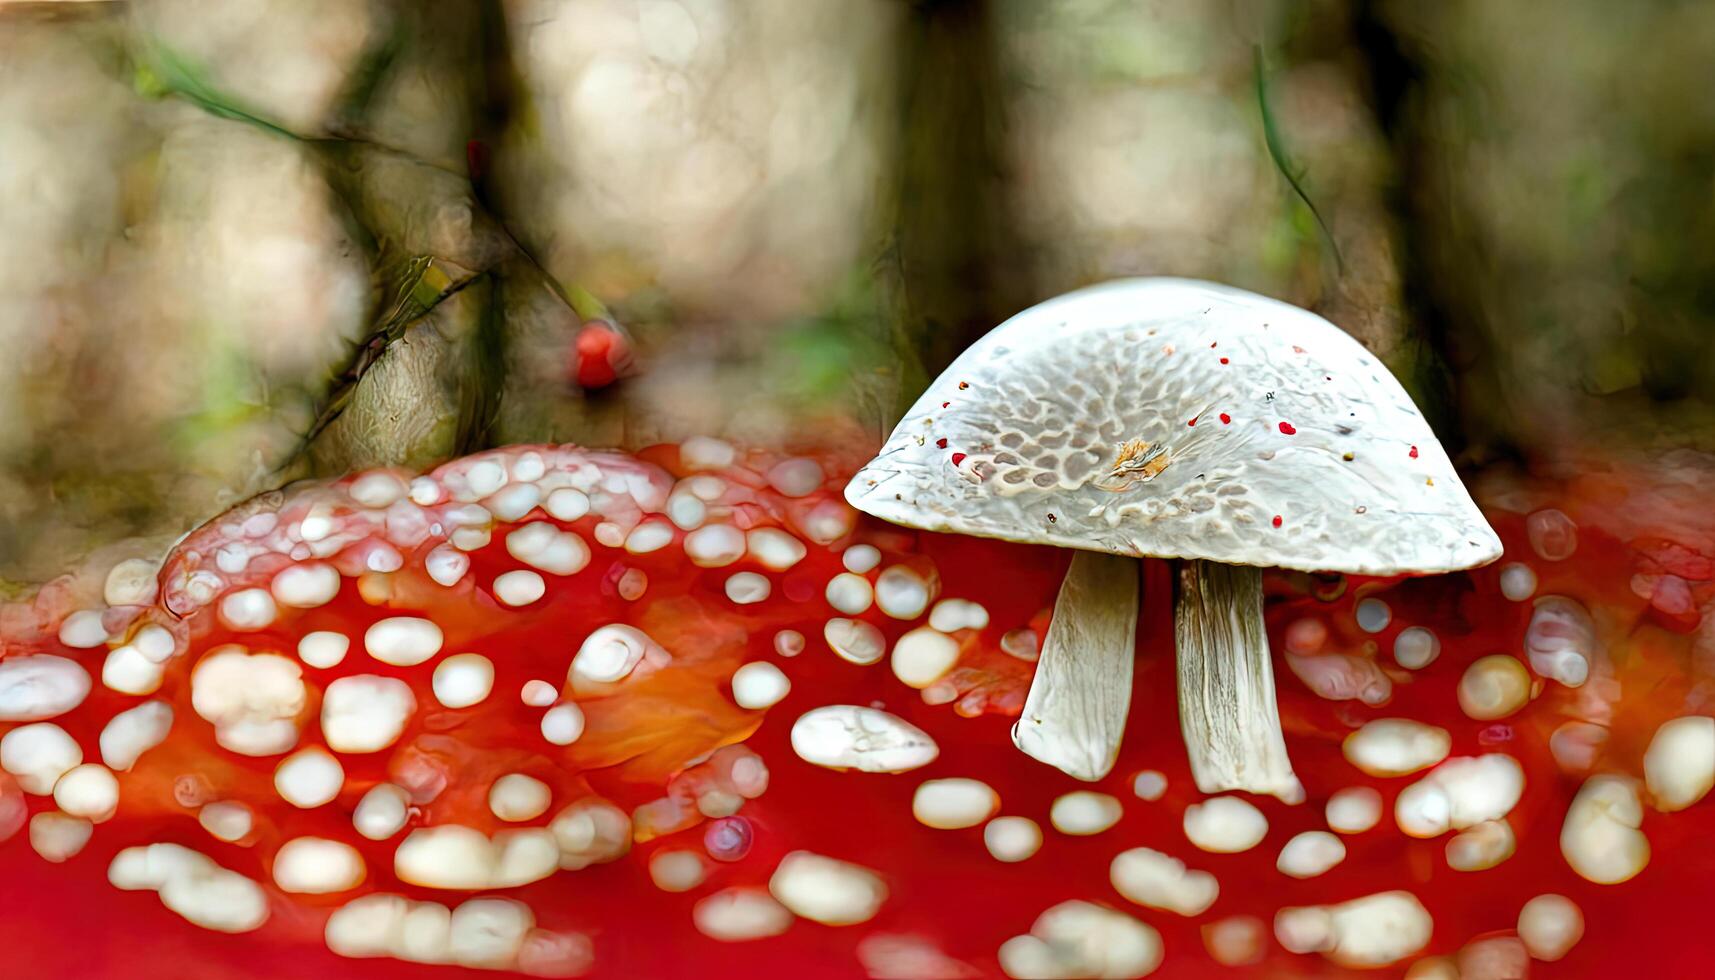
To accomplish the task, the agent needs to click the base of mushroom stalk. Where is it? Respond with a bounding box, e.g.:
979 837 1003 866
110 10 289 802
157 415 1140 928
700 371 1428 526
1175 559 1304 803
1011 550 1138 782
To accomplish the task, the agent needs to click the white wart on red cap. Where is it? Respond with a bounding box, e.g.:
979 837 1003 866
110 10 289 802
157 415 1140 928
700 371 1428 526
845 278 1500 575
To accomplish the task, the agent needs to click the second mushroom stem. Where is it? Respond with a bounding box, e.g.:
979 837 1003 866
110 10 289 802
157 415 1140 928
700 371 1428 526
1012 550 1139 782
1175 559 1304 803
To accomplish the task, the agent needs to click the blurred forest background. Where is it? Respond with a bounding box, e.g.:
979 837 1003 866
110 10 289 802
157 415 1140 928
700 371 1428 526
2 0 1713 591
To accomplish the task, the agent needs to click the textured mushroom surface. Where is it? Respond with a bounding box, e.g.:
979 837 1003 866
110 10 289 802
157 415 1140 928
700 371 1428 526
847 278 1500 575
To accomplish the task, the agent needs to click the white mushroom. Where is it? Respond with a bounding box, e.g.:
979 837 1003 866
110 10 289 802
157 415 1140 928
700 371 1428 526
846 279 1500 793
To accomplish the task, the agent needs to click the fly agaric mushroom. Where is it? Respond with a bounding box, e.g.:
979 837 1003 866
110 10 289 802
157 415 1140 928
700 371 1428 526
845 279 1501 793
6 437 1715 976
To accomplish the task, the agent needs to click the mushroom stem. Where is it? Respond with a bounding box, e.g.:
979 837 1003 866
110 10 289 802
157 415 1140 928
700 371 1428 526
1012 550 1138 782
1174 559 1303 802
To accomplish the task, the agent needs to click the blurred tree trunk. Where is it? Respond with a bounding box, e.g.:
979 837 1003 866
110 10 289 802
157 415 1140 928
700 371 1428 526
1379 0 1715 464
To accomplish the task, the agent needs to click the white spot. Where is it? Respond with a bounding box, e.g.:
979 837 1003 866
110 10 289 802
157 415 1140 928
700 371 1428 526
297 631 351 669
109 843 268 933
684 524 746 567
1050 791 1123 836
1518 894 1583 962
824 618 886 665
769 850 886 925
1110 847 1219 915
409 477 443 505
133 624 177 663
549 798 632 870
842 544 882 573
0 655 92 721
394 825 557 890
57 609 109 648
650 849 708 893
1204 916 1267 967
1445 818 1515 871
571 624 664 684
364 617 444 667
29 810 92 862
983 816 1042 863
666 491 707 531
765 458 824 497
489 773 553 822
512 452 546 483
198 801 253 842
271 563 340 608
53 763 119 822
353 783 411 841
544 487 591 522
433 654 495 709
100 700 173 772
541 703 586 746
1343 718 1451 777
1326 786 1383 834
803 500 858 544
686 475 728 501
350 472 407 508
300 512 335 542
505 523 590 575
487 483 542 522
891 627 960 689
998 901 1163 980
451 526 493 552
725 572 772 605
449 897 537 969
1275 891 1432 968
693 887 792 942
219 589 278 630
1457 655 1532 720
0 722 81 794
1561 773 1648 884
1132 770 1168 801
190 647 307 757
731 661 790 710
520 680 557 707
746 528 807 570
825 573 874 614
275 747 344 808
624 518 676 555
875 565 932 619
1354 598 1391 633
424 544 470 587
102 644 165 695
465 461 508 498
104 558 160 606
1644 715 1715 812
274 837 366 893
1392 626 1441 669
929 599 990 633
1499 562 1537 601
790 705 939 773
1278 831 1346 878
322 675 415 754
1183 796 1267 852
680 436 736 471
1395 754 1525 837
913 778 999 829
494 569 547 607
774 630 806 658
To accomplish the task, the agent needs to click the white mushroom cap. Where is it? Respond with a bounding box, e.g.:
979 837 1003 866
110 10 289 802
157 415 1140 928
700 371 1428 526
845 279 1500 575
